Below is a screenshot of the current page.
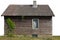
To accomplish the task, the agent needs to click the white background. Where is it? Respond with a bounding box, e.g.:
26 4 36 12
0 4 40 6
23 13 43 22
0 0 59 36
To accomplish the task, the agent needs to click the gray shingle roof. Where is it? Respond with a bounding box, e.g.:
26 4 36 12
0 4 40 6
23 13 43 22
1 5 54 16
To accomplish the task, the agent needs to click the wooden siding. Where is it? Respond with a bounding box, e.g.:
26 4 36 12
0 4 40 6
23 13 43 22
4 16 52 35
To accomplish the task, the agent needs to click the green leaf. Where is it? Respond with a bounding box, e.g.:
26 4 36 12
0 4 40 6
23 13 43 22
6 18 15 31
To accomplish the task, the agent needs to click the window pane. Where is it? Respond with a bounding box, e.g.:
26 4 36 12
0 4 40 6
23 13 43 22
32 19 38 29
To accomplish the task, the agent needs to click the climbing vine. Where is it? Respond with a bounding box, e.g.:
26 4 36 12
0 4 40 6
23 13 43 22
6 18 15 37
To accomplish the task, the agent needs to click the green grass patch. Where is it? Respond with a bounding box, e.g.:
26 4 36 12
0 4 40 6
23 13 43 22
0 35 59 40
52 36 60 40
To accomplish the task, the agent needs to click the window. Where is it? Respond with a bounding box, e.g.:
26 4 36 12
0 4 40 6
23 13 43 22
32 19 39 29
32 34 38 37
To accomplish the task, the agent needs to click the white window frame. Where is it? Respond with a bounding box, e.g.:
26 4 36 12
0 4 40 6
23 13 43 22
32 18 39 30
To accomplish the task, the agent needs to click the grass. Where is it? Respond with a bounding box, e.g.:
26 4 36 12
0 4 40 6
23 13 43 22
52 36 60 40
0 35 41 40
0 35 60 40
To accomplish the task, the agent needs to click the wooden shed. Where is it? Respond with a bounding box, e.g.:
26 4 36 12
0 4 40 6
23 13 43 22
1 1 54 37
